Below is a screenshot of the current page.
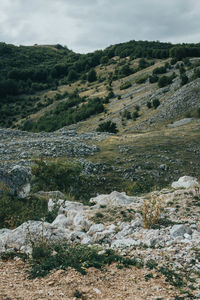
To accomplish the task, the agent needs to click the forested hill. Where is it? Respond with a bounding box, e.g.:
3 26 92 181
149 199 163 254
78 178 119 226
1 39 200 129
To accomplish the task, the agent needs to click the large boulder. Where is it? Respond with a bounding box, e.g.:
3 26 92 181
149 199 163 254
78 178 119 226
0 165 31 198
171 176 199 189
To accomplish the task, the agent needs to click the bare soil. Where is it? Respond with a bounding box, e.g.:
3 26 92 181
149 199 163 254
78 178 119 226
0 259 183 300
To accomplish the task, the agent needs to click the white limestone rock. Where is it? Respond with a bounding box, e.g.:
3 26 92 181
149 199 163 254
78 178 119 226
111 238 140 249
88 224 105 236
51 214 71 228
170 224 192 238
171 176 200 189
90 191 141 208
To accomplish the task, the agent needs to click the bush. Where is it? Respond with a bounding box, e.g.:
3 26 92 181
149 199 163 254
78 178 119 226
132 111 139 120
158 75 173 88
96 121 118 133
122 109 131 120
31 159 94 202
149 74 158 83
120 81 132 90
146 101 152 109
135 74 148 84
142 194 162 229
180 74 188 86
0 186 47 229
152 66 166 75
152 98 160 109
28 242 143 278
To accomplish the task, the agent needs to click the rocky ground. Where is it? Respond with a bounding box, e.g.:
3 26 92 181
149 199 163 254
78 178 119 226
0 260 184 300
0 176 200 299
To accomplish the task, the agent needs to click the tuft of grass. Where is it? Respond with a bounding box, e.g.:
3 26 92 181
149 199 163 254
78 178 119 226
142 194 162 229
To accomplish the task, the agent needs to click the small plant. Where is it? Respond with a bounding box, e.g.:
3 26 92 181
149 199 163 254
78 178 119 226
73 290 84 299
146 259 158 270
142 194 162 229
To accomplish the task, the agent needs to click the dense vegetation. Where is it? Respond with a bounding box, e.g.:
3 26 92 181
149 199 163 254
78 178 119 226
21 94 105 132
1 40 200 130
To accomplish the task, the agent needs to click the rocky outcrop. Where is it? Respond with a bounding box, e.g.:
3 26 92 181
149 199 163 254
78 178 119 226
90 191 142 208
0 165 31 198
171 176 200 189
134 78 200 130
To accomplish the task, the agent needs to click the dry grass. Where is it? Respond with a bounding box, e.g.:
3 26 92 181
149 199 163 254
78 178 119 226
142 193 162 229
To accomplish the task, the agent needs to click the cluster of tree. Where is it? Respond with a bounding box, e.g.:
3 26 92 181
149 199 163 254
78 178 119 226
170 45 200 60
0 43 102 102
22 96 105 132
107 40 172 59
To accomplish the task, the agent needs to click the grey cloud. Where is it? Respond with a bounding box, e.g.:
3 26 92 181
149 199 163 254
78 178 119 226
0 0 199 53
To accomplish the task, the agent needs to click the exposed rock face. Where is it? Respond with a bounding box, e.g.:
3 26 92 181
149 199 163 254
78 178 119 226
134 78 200 130
0 165 31 198
171 176 200 189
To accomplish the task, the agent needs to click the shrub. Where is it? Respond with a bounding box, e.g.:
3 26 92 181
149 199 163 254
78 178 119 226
96 121 118 133
27 242 143 278
135 74 148 84
0 186 47 229
132 111 139 120
180 74 188 86
31 159 93 202
149 74 158 83
158 73 175 88
146 101 152 109
152 66 166 75
152 98 160 109
196 107 200 118
120 81 132 90
122 109 131 120
142 194 162 229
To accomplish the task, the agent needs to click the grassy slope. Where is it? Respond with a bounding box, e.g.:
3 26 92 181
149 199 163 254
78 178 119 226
2 48 199 193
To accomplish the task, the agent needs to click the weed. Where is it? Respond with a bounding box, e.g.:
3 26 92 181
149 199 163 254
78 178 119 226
142 194 162 229
159 266 185 288
145 273 153 281
146 259 158 270
73 290 85 299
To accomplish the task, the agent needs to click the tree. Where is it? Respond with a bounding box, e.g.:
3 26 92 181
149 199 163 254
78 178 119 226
180 74 188 86
96 121 118 133
67 69 79 81
87 68 97 82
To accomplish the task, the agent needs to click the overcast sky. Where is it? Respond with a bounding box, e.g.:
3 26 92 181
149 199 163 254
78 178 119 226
0 0 200 53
